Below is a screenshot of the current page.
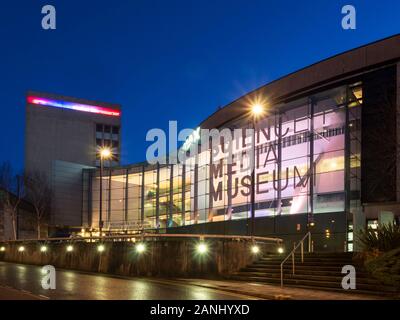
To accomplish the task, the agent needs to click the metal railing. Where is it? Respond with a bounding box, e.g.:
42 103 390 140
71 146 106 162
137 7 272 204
0 233 283 245
280 232 313 287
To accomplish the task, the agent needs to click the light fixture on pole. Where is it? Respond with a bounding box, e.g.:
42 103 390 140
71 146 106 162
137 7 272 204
99 147 112 238
250 102 265 239
251 103 264 116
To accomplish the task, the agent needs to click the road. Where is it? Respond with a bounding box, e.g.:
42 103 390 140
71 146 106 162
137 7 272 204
0 262 255 300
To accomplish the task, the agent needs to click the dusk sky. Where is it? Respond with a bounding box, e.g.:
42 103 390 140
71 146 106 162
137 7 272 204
0 0 399 171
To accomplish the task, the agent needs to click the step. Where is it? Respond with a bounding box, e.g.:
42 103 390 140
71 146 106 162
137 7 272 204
229 275 397 293
259 259 355 264
245 265 367 271
265 253 354 258
241 267 370 277
232 272 385 285
250 265 365 273
260 255 356 260
253 261 361 267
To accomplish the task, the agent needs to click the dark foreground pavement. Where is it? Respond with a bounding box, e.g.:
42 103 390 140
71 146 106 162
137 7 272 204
0 261 389 300
0 285 43 300
0 261 256 300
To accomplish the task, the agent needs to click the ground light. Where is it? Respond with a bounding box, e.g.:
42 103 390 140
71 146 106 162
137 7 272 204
196 242 208 255
97 244 105 253
66 245 74 252
40 245 48 253
251 245 260 254
277 247 284 254
135 243 146 254
0 246 5 252
18 246 25 252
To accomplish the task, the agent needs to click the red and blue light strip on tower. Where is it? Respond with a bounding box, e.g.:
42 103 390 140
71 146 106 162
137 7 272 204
27 96 121 117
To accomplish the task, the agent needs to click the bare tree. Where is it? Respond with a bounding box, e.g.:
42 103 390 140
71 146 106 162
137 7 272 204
25 171 51 239
0 162 24 240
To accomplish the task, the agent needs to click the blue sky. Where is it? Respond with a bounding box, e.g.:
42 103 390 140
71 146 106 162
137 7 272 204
0 0 399 171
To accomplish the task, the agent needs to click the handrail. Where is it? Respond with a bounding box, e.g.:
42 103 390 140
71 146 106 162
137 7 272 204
280 232 313 287
0 233 283 245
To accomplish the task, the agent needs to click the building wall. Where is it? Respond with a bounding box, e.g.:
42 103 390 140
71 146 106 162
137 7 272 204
25 92 121 229
25 97 120 179
361 66 397 203
51 160 94 228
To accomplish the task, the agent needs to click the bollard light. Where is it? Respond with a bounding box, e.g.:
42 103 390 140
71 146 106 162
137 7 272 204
66 245 74 252
97 244 105 253
277 247 284 254
196 242 208 255
18 246 25 252
135 243 146 254
251 245 260 254
0 246 5 252
40 245 48 253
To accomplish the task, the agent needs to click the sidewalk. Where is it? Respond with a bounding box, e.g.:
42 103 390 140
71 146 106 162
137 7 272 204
0 285 43 300
177 279 388 300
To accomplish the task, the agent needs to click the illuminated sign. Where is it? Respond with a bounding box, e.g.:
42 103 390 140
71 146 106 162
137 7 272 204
27 96 121 117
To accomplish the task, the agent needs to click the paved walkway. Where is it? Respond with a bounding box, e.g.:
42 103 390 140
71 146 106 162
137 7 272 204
177 279 388 300
0 285 43 300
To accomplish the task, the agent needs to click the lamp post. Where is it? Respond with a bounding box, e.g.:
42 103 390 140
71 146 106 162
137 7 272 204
99 147 112 237
250 103 264 238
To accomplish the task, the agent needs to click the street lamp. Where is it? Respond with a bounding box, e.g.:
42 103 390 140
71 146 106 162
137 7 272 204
99 147 112 237
250 102 265 238
251 103 264 116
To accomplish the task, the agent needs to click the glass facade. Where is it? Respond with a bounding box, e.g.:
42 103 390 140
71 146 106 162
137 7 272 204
83 83 363 236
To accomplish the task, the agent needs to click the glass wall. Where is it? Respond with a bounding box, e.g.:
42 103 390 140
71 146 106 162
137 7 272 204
144 165 158 229
127 167 142 225
85 83 361 234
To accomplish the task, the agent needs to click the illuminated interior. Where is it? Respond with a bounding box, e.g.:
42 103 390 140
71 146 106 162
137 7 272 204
86 83 362 233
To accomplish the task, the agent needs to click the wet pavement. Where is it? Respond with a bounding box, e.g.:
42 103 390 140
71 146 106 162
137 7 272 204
0 262 255 300
178 279 387 300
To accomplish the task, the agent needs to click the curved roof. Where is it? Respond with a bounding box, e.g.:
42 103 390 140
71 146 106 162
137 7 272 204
201 34 400 129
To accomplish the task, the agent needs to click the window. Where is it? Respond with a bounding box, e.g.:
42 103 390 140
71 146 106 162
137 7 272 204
367 220 379 230
112 126 120 134
95 123 121 167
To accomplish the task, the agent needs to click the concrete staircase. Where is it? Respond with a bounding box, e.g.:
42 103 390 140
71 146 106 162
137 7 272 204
229 252 398 295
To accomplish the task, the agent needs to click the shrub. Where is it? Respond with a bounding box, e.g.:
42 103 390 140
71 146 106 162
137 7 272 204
365 247 400 290
356 222 400 253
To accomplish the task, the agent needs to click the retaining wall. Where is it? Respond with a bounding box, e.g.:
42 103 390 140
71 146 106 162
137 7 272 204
0 239 271 278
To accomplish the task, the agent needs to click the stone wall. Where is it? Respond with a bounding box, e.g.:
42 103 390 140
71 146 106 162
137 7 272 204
0 239 271 278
